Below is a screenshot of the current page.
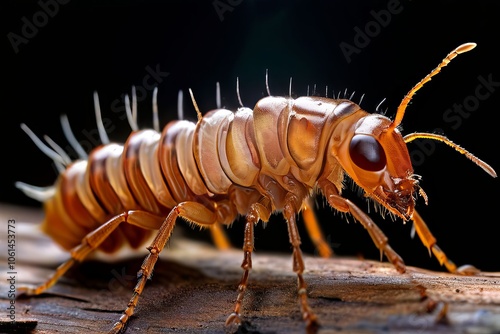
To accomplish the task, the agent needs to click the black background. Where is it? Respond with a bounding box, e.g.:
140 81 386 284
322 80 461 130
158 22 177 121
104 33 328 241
2 0 500 272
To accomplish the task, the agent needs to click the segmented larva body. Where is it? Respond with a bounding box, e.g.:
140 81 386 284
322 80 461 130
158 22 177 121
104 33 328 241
18 43 497 333
42 96 361 253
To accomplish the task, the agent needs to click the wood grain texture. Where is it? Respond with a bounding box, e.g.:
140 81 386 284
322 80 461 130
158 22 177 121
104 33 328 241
1 204 500 334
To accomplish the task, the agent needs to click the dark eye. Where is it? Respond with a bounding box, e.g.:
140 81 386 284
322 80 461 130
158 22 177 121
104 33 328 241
349 134 386 171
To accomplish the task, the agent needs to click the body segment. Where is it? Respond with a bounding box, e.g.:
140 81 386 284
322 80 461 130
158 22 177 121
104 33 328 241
42 96 365 252
16 42 496 333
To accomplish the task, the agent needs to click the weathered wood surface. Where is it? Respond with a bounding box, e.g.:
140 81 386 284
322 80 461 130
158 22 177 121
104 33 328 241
1 204 500 334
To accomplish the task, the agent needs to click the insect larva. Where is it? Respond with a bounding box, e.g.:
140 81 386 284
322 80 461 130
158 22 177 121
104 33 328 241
16 42 496 333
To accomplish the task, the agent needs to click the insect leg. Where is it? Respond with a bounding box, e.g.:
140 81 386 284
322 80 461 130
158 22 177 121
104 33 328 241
110 201 219 334
302 197 334 258
319 180 406 273
209 223 232 250
18 210 164 296
411 209 479 275
209 199 236 250
283 194 319 331
226 197 271 327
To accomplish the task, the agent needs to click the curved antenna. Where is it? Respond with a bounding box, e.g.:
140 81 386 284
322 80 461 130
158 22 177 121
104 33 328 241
289 77 293 97
265 69 271 96
14 182 55 202
124 94 139 131
20 123 67 165
236 77 244 107
216 82 221 109
93 91 110 144
306 85 310 97
359 93 365 106
390 43 477 130
349 91 356 101
60 114 88 159
43 135 72 165
177 90 184 120
188 88 203 121
404 132 497 178
375 98 387 113
152 86 160 132
131 86 138 127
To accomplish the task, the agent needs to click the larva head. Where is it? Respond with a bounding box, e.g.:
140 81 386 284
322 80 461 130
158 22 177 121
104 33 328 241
333 112 417 220
330 43 484 220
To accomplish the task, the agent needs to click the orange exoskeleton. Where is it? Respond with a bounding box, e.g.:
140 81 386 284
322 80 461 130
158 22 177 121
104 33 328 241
16 42 495 333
